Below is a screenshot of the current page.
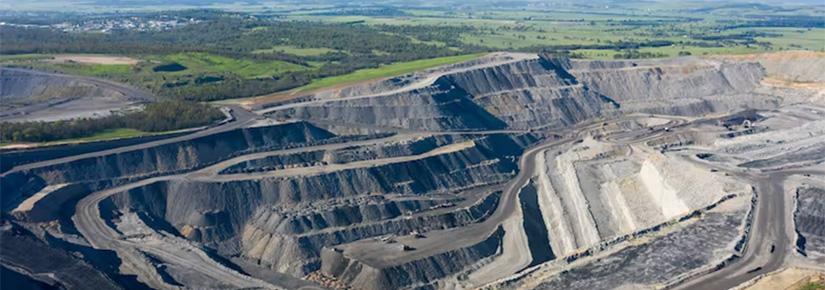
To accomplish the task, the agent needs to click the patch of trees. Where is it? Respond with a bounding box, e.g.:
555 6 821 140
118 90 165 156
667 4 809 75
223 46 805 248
309 7 410 17
0 100 224 143
519 40 674 53
160 73 313 101
612 50 667 59
727 16 825 29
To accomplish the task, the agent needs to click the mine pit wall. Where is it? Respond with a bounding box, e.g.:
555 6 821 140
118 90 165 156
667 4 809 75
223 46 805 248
243 190 502 275
269 79 509 132
494 192 752 290
271 197 461 235
472 84 613 130
443 54 614 130
269 54 769 134
222 134 468 174
257 53 522 112
568 58 771 116
519 181 555 267
329 134 462 164
0 68 117 104
0 130 188 173
237 140 513 273
645 131 711 151
794 187 825 259
531 209 749 290
220 150 327 174
101 134 528 276
321 226 506 290
10 183 88 222
568 58 764 102
104 171 503 276
739 144 825 170
0 121 338 212
0 222 125 290
532 136 747 260
443 57 575 97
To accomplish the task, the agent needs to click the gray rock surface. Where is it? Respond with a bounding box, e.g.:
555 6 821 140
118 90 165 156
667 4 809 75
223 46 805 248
267 53 768 133
795 186 825 259
0 68 151 122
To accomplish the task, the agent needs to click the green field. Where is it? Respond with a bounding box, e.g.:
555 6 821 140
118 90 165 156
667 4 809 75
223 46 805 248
290 6 825 55
298 53 485 92
61 128 149 143
0 54 52 62
159 52 310 78
5 128 178 147
53 62 134 76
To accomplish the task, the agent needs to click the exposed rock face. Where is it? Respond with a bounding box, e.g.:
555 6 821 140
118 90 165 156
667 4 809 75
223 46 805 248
795 186 825 259
446 56 614 129
100 134 529 277
569 57 771 117
321 226 505 290
568 58 763 101
0 131 188 173
271 78 509 131
715 51 825 83
220 150 326 174
267 54 768 132
1 68 126 108
531 207 749 290
0 222 124 290
530 137 748 257
0 122 337 211
328 135 461 164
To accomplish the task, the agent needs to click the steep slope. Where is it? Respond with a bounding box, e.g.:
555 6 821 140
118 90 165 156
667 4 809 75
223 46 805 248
265 53 768 132
0 121 338 212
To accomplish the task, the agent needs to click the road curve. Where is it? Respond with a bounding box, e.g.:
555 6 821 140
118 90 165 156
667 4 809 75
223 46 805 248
72 176 279 289
671 167 823 290
0 67 155 102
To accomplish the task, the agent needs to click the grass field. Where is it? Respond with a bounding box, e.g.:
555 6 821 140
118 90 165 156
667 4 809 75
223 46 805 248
297 53 485 92
1 128 176 147
159 52 310 78
61 128 148 143
291 7 825 56
571 46 766 59
0 54 53 62
53 62 134 76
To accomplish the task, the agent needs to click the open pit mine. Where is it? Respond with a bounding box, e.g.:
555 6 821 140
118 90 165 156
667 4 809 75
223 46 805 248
1 52 824 290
